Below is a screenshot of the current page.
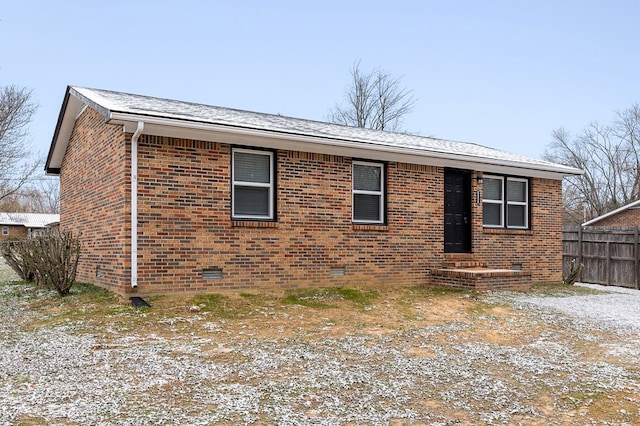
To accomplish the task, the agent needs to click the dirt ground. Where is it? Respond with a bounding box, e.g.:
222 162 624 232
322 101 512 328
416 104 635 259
1 276 640 425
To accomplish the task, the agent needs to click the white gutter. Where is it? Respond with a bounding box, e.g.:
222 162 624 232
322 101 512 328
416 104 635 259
110 112 584 179
130 121 144 288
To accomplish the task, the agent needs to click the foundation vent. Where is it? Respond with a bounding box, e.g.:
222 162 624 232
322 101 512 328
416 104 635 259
330 266 346 277
202 267 223 280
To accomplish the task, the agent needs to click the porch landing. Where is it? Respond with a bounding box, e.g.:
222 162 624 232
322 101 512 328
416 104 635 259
430 254 531 291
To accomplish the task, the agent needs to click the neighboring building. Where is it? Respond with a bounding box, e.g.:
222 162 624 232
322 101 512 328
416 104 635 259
0 213 60 240
582 200 640 227
45 86 582 295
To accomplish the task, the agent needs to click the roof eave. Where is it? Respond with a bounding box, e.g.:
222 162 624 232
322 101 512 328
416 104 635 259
45 86 96 174
110 112 583 180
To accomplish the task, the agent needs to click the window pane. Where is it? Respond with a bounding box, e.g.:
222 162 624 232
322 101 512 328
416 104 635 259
234 186 269 216
354 194 381 222
354 164 381 191
508 205 526 227
234 152 270 183
507 180 526 202
483 178 502 201
483 203 502 226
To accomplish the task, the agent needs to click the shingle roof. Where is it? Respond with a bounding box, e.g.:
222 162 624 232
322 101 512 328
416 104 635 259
0 213 60 228
46 86 583 179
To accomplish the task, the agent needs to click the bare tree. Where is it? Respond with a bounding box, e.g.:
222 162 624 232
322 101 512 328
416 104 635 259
0 178 59 213
0 85 39 204
328 61 416 132
544 104 640 224
36 178 60 213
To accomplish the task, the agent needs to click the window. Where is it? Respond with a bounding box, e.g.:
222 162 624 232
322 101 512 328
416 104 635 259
482 176 504 227
506 178 528 228
353 161 385 223
232 149 275 220
482 175 529 229
2 226 8 236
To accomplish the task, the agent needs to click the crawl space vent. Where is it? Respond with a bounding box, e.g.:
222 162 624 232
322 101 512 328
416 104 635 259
330 266 346 277
203 267 223 280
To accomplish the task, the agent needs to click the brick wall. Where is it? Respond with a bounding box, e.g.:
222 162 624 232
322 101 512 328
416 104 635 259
0 225 27 241
473 177 563 283
60 106 565 294
591 208 640 227
135 139 444 294
60 107 130 292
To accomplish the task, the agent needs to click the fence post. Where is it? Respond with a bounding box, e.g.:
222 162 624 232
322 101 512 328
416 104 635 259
606 241 611 286
578 226 583 267
635 227 639 290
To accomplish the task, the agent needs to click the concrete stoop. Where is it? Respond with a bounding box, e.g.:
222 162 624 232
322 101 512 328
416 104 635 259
430 254 531 291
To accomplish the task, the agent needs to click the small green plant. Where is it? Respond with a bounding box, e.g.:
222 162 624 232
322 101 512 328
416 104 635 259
334 287 378 308
191 293 253 318
281 287 378 309
281 288 335 308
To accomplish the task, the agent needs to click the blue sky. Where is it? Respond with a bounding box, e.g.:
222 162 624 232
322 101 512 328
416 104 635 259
2 1 639 176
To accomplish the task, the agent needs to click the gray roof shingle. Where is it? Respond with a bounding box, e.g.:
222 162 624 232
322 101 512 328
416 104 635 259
47 86 583 178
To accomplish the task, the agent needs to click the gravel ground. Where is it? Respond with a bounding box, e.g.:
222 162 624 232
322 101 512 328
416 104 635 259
1 265 640 425
519 282 640 334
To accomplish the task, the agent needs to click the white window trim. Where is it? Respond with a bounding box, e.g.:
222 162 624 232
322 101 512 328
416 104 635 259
482 176 504 228
232 148 274 220
2 226 8 235
506 177 529 229
352 161 385 224
483 174 530 229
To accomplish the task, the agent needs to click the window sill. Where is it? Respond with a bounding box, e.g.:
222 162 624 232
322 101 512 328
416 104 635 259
483 227 532 235
232 220 278 228
352 224 389 231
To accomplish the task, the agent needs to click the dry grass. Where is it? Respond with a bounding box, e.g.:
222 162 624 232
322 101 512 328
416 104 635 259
2 279 640 425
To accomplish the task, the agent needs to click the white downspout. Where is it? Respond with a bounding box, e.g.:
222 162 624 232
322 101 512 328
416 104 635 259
131 121 144 288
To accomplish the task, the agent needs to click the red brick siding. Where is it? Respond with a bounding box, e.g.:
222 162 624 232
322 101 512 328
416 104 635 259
135 142 443 294
60 106 565 294
591 208 640 227
473 177 563 283
59 107 130 292
0 225 27 240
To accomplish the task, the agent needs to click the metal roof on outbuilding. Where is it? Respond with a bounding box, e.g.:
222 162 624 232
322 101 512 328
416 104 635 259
582 200 640 227
0 213 60 228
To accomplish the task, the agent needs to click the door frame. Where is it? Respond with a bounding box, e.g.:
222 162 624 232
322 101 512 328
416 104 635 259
443 168 472 253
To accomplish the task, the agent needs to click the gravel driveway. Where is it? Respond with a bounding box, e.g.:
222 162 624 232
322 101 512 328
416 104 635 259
1 270 640 425
520 283 640 334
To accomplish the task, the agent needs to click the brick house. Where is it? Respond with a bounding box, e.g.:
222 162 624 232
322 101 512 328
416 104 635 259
0 213 60 241
582 200 640 227
45 86 582 295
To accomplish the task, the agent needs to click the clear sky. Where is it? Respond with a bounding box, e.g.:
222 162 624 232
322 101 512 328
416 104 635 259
2 0 639 177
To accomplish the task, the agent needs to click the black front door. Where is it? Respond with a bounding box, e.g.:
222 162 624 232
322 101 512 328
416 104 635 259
444 169 472 253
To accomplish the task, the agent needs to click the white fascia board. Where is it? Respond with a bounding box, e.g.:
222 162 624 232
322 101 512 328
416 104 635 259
47 95 85 173
112 113 582 180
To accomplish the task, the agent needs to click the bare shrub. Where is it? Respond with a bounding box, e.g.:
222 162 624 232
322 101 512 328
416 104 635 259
563 258 584 285
1 230 80 296
1 239 34 281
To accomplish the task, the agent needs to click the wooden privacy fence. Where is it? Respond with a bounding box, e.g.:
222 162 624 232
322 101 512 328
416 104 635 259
563 226 640 289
